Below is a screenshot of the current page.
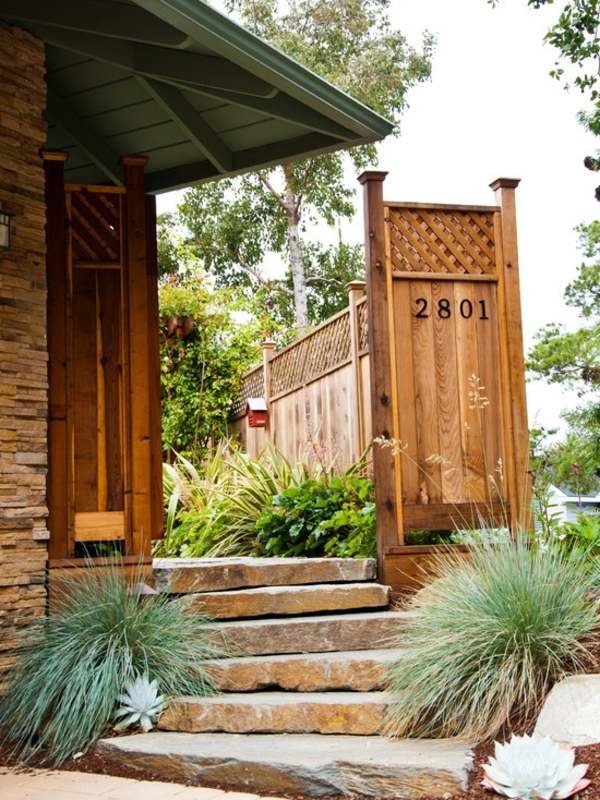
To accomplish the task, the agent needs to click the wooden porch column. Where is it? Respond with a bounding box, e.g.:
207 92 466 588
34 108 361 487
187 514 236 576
44 151 71 559
490 178 532 528
359 170 403 582
262 338 276 442
121 156 152 555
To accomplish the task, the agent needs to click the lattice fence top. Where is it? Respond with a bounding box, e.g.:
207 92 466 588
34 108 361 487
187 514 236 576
387 205 497 275
269 309 351 397
231 364 264 418
356 298 368 352
69 189 121 265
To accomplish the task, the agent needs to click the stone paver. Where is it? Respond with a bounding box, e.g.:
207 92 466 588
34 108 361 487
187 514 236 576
0 767 285 800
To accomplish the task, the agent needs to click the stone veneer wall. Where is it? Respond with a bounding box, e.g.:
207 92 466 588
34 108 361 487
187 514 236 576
0 25 48 691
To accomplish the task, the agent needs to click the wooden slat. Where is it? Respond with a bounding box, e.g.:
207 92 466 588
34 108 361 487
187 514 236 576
410 281 442 503
72 268 99 512
402 500 509 531
74 511 126 541
44 153 71 559
145 194 164 540
385 201 500 213
431 281 464 503
122 156 153 556
98 269 124 511
393 280 419 504
392 271 497 282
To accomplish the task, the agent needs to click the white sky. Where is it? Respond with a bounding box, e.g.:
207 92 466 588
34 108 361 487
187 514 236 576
157 0 600 431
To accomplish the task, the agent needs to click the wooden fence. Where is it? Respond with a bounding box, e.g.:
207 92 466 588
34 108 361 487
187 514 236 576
230 282 371 471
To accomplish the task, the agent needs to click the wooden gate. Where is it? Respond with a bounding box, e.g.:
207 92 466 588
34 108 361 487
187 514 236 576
360 171 530 589
44 153 163 562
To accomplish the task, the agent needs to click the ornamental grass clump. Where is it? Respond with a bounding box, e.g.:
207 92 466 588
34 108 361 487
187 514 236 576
385 537 599 742
0 566 223 766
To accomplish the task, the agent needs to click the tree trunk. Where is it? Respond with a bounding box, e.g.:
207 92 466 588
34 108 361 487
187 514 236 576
284 176 309 329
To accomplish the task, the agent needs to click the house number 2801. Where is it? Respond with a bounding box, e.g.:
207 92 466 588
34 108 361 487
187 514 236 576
414 298 489 320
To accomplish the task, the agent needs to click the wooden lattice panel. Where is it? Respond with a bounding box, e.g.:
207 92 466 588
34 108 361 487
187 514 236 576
270 310 351 397
231 364 264 417
70 190 121 265
387 206 497 275
357 298 368 352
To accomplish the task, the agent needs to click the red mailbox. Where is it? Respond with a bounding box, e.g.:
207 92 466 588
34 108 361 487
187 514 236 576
247 397 268 428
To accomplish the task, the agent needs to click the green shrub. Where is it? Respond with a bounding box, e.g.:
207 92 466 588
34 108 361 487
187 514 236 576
0 566 222 766
385 537 599 742
158 441 317 557
561 512 600 553
255 474 376 558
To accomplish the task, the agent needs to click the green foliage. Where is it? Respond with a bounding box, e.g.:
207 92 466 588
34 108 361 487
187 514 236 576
562 512 600 552
255 474 376 557
166 0 433 326
0 567 221 766
157 442 319 557
386 537 599 741
159 274 276 458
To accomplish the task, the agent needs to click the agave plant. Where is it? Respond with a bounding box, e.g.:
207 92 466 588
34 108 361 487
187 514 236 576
114 674 166 732
482 734 590 800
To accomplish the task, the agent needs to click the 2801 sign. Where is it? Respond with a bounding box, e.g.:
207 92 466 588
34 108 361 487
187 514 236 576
414 297 489 320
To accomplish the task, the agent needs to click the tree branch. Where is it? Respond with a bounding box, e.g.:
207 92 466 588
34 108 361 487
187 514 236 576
257 170 290 214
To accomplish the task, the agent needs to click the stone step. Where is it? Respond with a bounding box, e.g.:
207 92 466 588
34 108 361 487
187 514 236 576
213 609 406 656
189 582 390 620
153 557 376 594
159 691 395 735
97 732 474 799
206 648 402 692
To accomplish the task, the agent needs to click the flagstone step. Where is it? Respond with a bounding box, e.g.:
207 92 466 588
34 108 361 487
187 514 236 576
153 557 377 594
97 732 474 798
189 581 390 620
213 610 406 656
160 691 395 735
206 648 402 692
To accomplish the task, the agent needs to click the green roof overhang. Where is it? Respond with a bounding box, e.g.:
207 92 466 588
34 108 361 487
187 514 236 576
0 0 393 192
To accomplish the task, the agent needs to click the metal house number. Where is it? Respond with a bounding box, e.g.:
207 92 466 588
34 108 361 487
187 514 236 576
414 298 489 320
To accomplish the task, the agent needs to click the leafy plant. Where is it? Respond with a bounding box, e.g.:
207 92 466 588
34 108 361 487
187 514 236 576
482 734 590 800
255 474 376 558
114 674 166 733
0 566 223 765
385 537 599 741
157 442 319 558
562 512 600 552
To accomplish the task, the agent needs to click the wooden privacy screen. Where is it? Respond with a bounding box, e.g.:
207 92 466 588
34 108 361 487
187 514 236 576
360 171 530 584
44 153 163 560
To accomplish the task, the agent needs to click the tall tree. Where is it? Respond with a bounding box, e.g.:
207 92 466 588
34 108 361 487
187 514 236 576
172 0 433 330
528 221 600 492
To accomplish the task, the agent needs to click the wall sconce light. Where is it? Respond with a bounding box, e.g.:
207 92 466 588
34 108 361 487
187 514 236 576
0 206 14 250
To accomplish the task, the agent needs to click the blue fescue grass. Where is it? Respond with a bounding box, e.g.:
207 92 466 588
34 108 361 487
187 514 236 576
385 536 600 742
0 565 224 765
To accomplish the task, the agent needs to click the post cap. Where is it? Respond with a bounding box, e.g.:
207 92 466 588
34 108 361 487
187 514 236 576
489 177 520 191
358 170 388 185
261 338 276 349
41 150 68 162
120 154 149 168
346 279 367 292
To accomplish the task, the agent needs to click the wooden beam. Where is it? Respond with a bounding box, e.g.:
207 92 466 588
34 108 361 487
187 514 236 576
122 155 153 557
141 78 233 173
44 151 72 559
33 26 276 98
46 89 123 186
359 170 403 576
0 0 187 46
163 81 357 140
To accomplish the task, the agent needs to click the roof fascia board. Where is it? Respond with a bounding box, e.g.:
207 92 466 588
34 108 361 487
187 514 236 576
129 0 393 140
33 24 277 98
0 0 188 46
140 77 233 172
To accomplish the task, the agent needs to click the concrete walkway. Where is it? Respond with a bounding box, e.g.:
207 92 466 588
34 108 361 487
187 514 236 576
0 767 284 800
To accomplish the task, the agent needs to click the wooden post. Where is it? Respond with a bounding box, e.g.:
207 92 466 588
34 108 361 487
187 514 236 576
358 170 403 582
121 155 152 556
145 194 164 540
347 280 366 460
44 151 72 559
262 338 276 442
490 178 532 528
